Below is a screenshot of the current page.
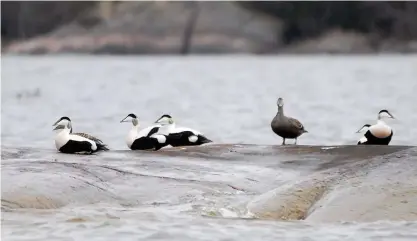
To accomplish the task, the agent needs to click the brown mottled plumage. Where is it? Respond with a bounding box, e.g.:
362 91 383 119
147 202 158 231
271 97 308 145
72 132 104 144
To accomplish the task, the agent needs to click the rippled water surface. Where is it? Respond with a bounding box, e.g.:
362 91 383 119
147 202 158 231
2 55 417 241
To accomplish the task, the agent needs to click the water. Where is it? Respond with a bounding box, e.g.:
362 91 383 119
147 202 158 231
2 55 417 241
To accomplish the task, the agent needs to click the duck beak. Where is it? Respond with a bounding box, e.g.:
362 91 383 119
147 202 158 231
120 117 129 123
52 119 61 126
53 125 64 131
386 111 395 119
202 139 213 144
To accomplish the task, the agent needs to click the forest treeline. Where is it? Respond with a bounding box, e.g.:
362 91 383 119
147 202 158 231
2 1 417 45
239 1 417 44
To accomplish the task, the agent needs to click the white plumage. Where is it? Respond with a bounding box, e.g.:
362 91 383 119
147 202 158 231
171 127 202 135
188 135 198 143
369 120 392 138
149 133 167 144
55 129 97 151
154 114 212 147
169 127 201 143
356 109 395 145
125 123 161 149
358 136 368 145
120 113 168 150
52 116 108 154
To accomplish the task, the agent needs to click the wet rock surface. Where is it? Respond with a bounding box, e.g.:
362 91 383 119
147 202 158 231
2 144 416 222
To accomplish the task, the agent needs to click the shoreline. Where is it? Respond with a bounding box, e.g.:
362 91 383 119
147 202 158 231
3 31 417 55
2 144 417 222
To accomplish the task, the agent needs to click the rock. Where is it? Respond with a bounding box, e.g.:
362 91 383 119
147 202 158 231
279 29 374 54
2 144 417 222
246 145 417 222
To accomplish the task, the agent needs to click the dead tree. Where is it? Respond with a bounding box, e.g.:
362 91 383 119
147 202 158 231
180 1 200 55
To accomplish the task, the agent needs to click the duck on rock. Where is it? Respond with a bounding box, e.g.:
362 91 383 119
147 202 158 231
154 114 213 147
52 116 109 154
356 109 395 145
120 113 169 151
271 97 308 145
53 123 106 144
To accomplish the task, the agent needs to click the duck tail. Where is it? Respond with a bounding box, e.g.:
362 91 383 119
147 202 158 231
199 135 213 144
97 142 110 151
357 135 368 145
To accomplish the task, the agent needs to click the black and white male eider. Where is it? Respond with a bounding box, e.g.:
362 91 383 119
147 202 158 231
52 116 109 154
120 113 169 151
356 109 395 145
154 114 213 147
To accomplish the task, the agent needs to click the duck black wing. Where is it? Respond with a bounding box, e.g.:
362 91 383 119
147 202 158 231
146 126 160 138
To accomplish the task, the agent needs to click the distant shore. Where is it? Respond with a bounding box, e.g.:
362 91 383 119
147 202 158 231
3 29 417 55
2 1 417 55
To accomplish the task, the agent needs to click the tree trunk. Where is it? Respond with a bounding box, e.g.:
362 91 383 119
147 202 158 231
180 2 200 55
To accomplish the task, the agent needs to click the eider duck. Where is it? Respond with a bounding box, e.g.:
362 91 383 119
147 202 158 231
271 97 308 145
120 113 169 151
53 124 105 144
154 114 212 147
356 109 395 145
52 116 109 154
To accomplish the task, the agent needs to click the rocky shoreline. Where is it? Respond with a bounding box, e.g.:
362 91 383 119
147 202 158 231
2 144 417 221
3 32 271 55
2 1 417 55
5 31 417 55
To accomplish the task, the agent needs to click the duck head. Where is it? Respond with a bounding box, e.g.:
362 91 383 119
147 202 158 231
154 114 174 126
52 116 71 131
378 109 395 120
120 113 139 126
277 97 284 107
